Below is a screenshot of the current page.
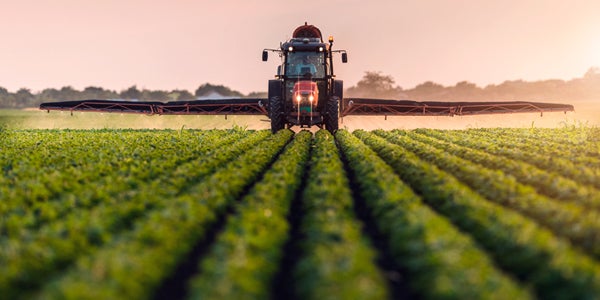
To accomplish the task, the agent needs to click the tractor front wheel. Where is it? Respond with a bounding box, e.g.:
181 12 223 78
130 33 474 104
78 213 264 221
270 96 285 133
268 80 285 133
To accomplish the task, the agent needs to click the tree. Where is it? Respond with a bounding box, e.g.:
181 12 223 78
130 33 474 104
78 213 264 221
168 89 194 101
448 81 482 100
584 66 600 79
119 85 142 100
346 71 403 98
141 89 169 101
195 83 244 98
15 88 35 107
0 87 14 108
82 86 118 100
408 81 446 100
38 88 61 103
58 86 80 101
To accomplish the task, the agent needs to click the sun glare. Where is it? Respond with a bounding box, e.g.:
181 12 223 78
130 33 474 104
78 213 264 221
584 29 600 67
592 40 600 66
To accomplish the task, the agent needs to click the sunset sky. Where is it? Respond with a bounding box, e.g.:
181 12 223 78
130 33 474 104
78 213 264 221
1 0 598 95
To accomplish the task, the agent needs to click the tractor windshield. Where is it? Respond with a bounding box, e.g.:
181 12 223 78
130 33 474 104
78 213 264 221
285 52 326 79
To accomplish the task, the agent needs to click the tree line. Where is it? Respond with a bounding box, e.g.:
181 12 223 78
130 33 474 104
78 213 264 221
346 67 600 102
0 83 267 109
1 68 598 108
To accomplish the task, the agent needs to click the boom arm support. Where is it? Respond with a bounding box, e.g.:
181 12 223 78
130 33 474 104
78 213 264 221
341 98 574 117
40 99 268 115
40 98 574 118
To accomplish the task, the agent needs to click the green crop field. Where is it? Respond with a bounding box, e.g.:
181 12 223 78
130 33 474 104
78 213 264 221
1 126 600 299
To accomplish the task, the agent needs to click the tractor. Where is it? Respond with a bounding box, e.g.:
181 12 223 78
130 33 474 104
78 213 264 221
262 23 347 133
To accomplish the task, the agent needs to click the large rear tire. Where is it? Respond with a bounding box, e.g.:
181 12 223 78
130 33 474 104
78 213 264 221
325 97 339 133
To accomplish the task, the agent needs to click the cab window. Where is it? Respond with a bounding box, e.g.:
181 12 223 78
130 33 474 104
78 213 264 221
285 52 325 78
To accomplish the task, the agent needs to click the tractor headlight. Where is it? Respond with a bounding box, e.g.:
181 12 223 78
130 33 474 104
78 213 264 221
309 95 314 102
296 95 302 102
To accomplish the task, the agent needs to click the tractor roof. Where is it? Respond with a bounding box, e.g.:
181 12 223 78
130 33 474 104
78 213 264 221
292 22 323 42
281 23 327 52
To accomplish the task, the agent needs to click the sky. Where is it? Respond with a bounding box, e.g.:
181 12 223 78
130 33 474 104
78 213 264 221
0 0 599 94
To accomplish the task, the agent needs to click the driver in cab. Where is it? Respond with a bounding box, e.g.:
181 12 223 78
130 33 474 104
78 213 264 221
294 56 317 77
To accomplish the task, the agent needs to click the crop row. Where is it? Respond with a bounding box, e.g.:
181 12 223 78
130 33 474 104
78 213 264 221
376 129 600 258
188 130 312 299
405 129 600 211
460 127 600 161
0 130 226 203
353 130 600 299
0 129 274 298
192 130 391 300
37 129 293 299
336 130 530 299
291 130 387 299
1 129 267 242
464 128 600 168
0 130 250 235
420 129 600 189
2 127 599 299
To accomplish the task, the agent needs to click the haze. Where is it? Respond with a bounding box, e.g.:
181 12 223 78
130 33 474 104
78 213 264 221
1 0 598 95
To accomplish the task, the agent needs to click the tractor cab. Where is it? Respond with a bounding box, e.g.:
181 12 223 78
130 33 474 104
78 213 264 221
285 51 326 79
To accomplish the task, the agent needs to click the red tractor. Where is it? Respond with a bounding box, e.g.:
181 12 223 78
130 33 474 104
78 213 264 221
262 23 347 132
